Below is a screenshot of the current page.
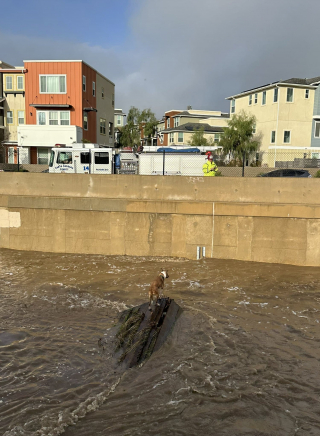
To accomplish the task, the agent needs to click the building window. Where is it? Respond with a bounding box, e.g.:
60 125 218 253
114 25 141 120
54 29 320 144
60 112 70 125
102 87 104 98
117 115 121 125
92 81 95 97
112 94 114 107
18 111 25 125
231 99 235 113
49 111 59 125
40 75 66 93
273 88 278 103
38 148 50 165
38 112 46 125
314 122 320 138
252 123 256 134
214 133 220 143
262 91 266 105
5 76 13 90
174 117 180 127
83 113 88 130
37 111 69 126
17 76 24 90
286 88 293 102
305 89 310 99
7 147 15 164
43 111 70 126
83 75 86 92
254 93 258 104
169 132 174 143
284 130 291 143
109 122 113 136
271 130 276 143
100 118 106 135
249 95 252 105
6 111 13 124
167 118 170 128
178 132 183 143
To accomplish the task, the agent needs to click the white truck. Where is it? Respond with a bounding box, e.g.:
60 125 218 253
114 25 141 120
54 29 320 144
48 143 220 175
49 143 114 174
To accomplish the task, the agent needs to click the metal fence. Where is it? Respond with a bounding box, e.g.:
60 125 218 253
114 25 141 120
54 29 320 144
133 150 320 177
2 146 320 177
0 147 48 173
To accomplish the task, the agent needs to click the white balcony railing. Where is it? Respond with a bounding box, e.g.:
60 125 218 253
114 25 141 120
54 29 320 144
17 125 83 147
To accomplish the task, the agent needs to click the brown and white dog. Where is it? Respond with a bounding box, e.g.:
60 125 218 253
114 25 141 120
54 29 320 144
148 270 169 310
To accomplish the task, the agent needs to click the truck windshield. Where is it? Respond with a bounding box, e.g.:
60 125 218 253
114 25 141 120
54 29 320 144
57 152 72 164
49 150 55 167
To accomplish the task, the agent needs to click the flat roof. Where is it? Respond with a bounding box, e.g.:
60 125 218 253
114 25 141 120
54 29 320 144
0 69 26 73
24 60 83 62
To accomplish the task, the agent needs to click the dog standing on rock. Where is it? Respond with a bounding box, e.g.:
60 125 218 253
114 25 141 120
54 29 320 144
148 270 169 311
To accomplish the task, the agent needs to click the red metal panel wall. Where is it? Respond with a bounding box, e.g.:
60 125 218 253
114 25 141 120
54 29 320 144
25 61 82 127
157 111 181 146
81 63 97 143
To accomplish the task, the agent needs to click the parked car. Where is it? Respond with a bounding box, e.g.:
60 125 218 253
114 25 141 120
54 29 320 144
260 169 311 178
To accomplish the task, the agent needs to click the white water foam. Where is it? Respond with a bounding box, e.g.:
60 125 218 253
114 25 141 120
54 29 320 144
4 377 122 436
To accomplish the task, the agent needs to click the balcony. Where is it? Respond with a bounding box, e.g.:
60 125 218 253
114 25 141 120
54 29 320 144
17 125 83 148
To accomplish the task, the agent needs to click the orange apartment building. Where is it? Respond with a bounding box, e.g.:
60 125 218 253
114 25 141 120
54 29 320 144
17 60 115 164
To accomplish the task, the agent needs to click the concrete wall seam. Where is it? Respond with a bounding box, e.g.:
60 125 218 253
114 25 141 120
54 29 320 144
211 202 215 257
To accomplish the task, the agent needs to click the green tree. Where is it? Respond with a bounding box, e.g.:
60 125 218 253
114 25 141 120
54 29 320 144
188 126 206 147
119 106 141 149
140 108 158 140
219 110 261 160
188 126 213 147
119 106 158 149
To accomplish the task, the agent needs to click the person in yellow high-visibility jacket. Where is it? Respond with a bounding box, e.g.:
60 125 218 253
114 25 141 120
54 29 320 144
202 154 218 176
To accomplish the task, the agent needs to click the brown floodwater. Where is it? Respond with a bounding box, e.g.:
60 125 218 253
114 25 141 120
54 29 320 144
1 248 320 436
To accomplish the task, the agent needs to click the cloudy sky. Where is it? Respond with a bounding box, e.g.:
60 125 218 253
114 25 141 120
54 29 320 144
1 0 319 118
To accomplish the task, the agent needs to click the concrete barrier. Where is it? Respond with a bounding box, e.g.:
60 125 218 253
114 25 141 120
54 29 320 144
1 173 320 266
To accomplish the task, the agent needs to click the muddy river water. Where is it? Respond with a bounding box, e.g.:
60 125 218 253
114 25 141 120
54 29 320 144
1 249 320 436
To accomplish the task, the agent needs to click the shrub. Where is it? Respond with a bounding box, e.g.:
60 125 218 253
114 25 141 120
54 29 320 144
314 170 320 178
250 160 262 167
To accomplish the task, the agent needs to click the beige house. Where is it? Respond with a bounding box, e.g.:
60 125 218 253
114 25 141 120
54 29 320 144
226 77 320 154
0 61 26 163
157 109 229 146
114 108 126 128
114 109 126 146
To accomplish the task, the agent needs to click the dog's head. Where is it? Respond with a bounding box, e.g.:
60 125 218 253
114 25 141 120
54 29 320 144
160 270 169 279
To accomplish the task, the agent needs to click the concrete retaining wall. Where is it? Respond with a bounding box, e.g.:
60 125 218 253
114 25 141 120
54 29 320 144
1 173 320 266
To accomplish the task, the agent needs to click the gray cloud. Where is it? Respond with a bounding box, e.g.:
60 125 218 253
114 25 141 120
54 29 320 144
1 0 320 118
